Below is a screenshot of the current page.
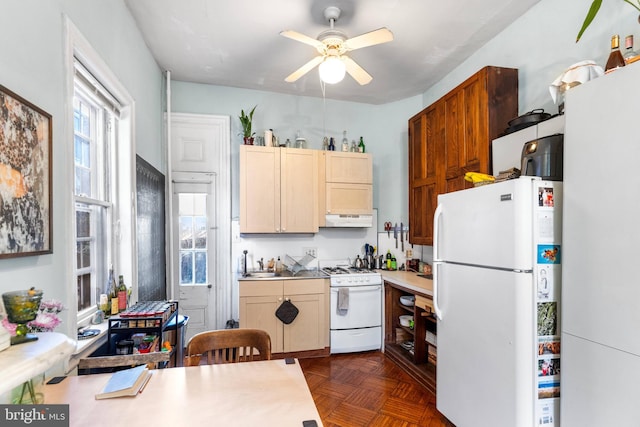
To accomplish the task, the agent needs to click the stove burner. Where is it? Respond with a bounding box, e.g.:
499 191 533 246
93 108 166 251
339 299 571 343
322 266 378 275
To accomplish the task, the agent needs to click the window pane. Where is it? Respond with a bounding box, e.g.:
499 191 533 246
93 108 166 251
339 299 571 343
180 252 193 284
76 210 90 237
75 201 108 312
77 274 92 311
195 251 207 284
194 217 207 249
178 193 194 216
179 217 193 249
76 241 90 269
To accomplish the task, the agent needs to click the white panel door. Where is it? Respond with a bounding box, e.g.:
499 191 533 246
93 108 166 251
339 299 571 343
436 263 535 427
172 174 217 344
170 113 231 341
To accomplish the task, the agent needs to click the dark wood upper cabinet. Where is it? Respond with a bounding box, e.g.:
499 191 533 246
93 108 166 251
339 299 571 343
408 66 518 246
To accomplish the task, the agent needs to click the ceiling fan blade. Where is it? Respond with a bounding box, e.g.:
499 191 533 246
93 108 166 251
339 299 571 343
285 56 324 82
280 30 325 50
343 56 373 85
343 28 393 51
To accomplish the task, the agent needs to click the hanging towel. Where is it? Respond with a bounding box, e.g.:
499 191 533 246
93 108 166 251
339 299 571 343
337 287 349 314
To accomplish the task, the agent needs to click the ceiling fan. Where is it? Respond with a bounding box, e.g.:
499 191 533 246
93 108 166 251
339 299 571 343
280 6 393 85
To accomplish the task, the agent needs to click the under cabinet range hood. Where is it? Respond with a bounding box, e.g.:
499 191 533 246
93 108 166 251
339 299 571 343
324 214 373 228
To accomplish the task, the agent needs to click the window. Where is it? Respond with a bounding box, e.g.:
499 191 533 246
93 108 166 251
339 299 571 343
73 61 120 316
178 193 208 285
67 20 136 328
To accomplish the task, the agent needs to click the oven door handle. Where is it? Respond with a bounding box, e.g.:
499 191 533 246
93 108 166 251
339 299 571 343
330 285 381 293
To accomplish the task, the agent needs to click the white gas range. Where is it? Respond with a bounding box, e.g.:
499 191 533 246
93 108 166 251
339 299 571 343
320 261 383 354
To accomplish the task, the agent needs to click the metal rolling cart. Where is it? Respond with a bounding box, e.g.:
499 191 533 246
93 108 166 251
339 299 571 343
78 301 180 374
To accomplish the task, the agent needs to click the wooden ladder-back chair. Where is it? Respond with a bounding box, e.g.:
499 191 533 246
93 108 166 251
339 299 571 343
184 328 272 366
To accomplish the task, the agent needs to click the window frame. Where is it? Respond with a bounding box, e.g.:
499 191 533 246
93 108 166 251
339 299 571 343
66 19 137 327
72 76 116 316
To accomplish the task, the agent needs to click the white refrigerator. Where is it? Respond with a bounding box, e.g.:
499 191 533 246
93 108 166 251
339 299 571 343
433 176 562 427
561 62 640 426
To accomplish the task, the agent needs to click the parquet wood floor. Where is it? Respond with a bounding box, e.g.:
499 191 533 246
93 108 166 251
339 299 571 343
299 351 454 427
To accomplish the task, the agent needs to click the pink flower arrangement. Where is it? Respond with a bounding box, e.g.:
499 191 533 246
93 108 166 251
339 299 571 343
1 299 64 336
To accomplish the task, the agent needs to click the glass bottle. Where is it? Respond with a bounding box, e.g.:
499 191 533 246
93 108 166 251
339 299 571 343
322 137 329 151
623 35 639 65
109 267 119 316
341 130 349 152
358 136 365 153
104 265 115 316
350 140 357 152
117 275 127 311
328 137 335 151
605 35 625 74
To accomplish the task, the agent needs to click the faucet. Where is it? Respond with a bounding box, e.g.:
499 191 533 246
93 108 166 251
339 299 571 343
257 257 264 271
243 250 248 276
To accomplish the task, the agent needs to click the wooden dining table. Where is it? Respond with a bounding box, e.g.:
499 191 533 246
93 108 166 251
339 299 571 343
43 359 323 426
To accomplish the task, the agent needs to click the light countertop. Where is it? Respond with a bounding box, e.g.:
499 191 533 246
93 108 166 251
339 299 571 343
237 270 329 281
380 270 433 296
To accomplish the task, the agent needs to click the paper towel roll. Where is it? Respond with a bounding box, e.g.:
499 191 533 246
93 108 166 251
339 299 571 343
264 130 273 147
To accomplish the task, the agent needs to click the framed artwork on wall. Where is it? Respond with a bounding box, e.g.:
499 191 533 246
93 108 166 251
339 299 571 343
0 84 52 258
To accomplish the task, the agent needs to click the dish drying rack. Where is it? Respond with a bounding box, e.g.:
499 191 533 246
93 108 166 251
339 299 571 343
283 253 317 276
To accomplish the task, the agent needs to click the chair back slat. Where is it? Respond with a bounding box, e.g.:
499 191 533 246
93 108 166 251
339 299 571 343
184 328 272 366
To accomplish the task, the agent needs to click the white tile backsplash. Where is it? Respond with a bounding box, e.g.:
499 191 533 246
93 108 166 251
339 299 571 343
231 212 378 274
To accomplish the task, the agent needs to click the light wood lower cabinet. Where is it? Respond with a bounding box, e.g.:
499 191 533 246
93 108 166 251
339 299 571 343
239 279 328 354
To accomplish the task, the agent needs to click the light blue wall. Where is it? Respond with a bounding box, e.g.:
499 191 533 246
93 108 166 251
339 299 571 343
0 0 163 336
422 0 639 114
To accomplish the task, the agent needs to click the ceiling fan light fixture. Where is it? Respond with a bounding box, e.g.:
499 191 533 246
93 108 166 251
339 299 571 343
319 56 346 84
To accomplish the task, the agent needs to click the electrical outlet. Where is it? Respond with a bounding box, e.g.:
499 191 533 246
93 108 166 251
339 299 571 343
303 247 317 258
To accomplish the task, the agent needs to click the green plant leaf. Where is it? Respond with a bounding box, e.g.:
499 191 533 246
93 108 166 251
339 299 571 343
622 0 640 12
576 0 602 43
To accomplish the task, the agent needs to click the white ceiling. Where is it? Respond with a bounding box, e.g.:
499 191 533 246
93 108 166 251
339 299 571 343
125 0 540 105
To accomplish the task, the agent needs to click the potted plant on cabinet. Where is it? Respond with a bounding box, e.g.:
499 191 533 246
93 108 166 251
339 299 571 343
239 105 257 145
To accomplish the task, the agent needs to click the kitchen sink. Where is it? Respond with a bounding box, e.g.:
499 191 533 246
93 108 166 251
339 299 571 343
240 269 328 279
417 273 433 280
243 271 279 278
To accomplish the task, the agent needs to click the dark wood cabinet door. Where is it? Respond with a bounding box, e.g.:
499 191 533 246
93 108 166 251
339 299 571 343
409 104 441 245
407 66 518 246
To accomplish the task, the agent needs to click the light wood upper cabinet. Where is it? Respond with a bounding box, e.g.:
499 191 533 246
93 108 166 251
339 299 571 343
239 279 328 354
240 146 318 233
325 151 372 184
318 151 373 225
325 183 373 215
408 66 518 245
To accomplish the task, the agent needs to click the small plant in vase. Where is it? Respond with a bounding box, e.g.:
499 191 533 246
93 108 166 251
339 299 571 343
239 105 257 145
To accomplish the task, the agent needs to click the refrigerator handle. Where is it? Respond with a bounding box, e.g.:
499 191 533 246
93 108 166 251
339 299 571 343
433 204 443 320
433 262 442 320
433 204 443 261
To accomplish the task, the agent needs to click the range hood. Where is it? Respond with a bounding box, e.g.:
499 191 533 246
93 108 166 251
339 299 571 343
324 214 373 228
